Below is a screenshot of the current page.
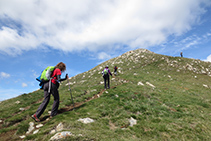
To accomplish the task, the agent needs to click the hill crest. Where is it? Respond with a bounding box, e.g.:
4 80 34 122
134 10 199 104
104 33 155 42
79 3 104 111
0 48 211 140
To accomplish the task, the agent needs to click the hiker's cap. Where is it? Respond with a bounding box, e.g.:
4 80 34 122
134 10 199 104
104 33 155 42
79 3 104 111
105 65 109 68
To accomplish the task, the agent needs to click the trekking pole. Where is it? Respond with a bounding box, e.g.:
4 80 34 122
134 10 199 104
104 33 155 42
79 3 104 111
67 74 75 110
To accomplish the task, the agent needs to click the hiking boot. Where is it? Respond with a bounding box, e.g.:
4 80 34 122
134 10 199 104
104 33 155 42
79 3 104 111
31 114 40 122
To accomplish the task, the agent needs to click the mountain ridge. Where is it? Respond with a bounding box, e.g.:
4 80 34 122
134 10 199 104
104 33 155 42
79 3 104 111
0 48 211 140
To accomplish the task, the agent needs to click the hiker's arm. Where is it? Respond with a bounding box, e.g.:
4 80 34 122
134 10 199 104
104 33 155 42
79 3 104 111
109 70 112 76
57 74 68 81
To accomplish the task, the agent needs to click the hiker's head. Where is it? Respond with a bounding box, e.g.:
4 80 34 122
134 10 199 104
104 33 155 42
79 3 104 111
105 65 109 68
55 62 66 72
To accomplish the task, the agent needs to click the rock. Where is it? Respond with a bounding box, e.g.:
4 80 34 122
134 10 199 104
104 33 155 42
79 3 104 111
186 64 193 71
50 129 56 134
146 82 155 88
0 119 2 123
203 84 209 88
137 82 144 86
91 89 97 92
49 131 72 141
36 124 43 128
26 122 35 134
65 82 74 85
19 108 25 111
15 101 21 104
33 129 39 134
129 117 137 127
56 122 64 132
201 70 206 74
78 118 94 124
19 135 26 139
115 94 119 98
100 81 104 84
49 123 64 134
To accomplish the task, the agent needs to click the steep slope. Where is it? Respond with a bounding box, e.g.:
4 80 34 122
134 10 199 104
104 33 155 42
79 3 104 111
0 49 211 140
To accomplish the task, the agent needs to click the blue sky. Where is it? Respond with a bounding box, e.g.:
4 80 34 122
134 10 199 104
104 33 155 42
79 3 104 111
0 0 211 101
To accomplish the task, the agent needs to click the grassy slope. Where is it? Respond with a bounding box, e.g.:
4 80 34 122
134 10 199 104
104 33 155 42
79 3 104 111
0 49 210 141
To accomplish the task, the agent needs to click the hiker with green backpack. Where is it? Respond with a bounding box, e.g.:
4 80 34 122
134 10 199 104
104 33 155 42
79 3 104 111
102 65 112 89
32 62 68 122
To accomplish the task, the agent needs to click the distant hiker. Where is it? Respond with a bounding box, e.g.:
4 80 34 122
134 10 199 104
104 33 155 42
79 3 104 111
102 65 112 89
32 62 68 122
114 66 118 76
180 52 183 57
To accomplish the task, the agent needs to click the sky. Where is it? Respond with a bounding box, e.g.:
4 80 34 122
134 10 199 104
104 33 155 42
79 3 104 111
0 0 211 101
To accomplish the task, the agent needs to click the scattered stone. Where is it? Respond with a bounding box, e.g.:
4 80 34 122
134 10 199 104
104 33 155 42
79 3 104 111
78 118 94 124
56 122 64 132
19 108 25 111
146 82 155 88
78 134 83 137
137 82 144 86
49 123 64 134
105 91 108 93
201 70 206 74
19 135 26 139
15 101 21 104
36 124 43 128
49 131 72 141
91 89 97 92
33 129 39 134
115 94 119 98
65 82 74 86
100 81 104 84
129 117 137 127
50 129 56 134
203 84 209 88
26 122 35 134
0 119 2 123
48 111 51 115
194 76 197 79
134 73 137 75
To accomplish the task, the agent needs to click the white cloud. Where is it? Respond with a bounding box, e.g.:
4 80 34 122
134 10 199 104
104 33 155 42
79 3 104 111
204 54 211 62
0 72 10 78
22 83 28 87
97 52 112 60
0 0 210 55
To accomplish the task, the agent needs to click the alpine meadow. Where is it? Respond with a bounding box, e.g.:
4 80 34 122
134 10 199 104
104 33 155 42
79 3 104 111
0 49 210 140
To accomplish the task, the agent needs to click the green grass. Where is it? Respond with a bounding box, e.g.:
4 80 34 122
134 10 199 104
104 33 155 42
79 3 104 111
0 49 211 140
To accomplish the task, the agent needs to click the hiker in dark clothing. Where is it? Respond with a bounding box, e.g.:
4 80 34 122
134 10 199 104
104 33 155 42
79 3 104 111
114 66 118 76
32 62 68 122
180 52 183 57
102 65 112 89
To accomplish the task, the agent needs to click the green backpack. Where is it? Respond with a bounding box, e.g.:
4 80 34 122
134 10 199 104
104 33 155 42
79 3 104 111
40 66 55 81
103 69 108 75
